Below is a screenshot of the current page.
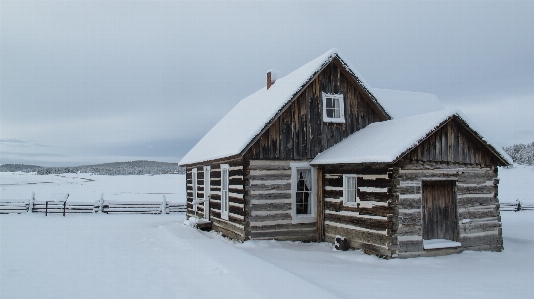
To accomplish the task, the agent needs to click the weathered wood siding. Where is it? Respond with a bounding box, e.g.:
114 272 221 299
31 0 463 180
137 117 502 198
322 165 395 257
245 61 385 160
405 118 495 165
392 162 502 258
186 158 246 241
245 160 317 241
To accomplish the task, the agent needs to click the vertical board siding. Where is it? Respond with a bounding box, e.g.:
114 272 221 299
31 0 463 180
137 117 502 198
392 162 502 258
407 119 494 165
245 160 317 241
186 158 246 241
422 180 458 241
322 166 395 257
245 61 384 161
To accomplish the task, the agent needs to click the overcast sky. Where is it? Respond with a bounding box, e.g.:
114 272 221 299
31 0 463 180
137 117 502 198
1 0 533 166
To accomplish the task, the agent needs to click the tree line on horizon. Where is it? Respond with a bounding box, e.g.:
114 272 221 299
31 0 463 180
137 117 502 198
2 142 532 174
0 160 185 175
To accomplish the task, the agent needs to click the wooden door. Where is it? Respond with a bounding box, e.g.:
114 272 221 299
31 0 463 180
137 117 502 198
422 180 458 241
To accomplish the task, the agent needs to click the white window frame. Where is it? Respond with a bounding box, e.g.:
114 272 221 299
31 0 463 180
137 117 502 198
203 166 211 220
343 174 359 207
192 168 198 212
220 164 229 220
322 92 345 123
290 162 317 224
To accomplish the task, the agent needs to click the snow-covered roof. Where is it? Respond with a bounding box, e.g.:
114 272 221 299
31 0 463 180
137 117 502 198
310 109 512 165
371 88 445 119
179 49 385 166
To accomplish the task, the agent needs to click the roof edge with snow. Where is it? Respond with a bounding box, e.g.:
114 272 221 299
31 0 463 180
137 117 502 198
179 49 390 166
310 110 512 166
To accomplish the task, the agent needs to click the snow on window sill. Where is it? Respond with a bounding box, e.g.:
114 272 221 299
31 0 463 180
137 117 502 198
323 118 345 124
423 239 462 250
343 201 358 207
292 216 316 224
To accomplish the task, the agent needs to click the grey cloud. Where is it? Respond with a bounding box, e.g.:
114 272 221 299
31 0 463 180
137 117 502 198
1 1 533 166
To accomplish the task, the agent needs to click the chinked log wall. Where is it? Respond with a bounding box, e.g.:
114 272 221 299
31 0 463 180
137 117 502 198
186 158 246 241
246 61 383 161
393 162 501 257
245 160 317 241
322 165 395 257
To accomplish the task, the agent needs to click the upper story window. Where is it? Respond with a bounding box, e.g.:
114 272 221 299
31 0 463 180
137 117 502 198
322 93 345 123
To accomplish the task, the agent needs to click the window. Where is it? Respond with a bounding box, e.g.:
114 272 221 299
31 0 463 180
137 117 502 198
220 164 229 220
291 162 317 223
192 168 198 212
343 175 358 206
203 166 211 220
322 93 345 123
296 168 312 215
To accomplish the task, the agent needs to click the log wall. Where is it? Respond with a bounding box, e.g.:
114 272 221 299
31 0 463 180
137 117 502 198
245 61 385 160
245 160 318 241
186 158 246 241
322 165 395 257
392 162 502 258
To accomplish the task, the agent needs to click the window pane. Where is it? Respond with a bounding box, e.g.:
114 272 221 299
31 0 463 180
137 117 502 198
347 189 355 202
222 169 228 189
222 191 228 212
346 176 357 202
334 107 340 118
221 167 229 215
192 172 197 201
326 108 334 118
326 98 333 109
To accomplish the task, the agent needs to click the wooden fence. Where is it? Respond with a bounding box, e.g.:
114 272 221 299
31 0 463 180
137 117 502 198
500 202 534 212
0 194 186 215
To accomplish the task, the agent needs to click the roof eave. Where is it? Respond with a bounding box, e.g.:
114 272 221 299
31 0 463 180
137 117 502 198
178 154 242 168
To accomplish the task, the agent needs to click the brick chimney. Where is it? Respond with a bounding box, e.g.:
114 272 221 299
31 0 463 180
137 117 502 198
267 69 280 90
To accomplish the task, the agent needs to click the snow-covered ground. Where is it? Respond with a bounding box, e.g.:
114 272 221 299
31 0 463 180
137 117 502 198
499 164 534 206
0 172 185 203
1 165 533 298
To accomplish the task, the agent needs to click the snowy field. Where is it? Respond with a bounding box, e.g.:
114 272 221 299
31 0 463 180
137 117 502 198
0 172 185 203
1 165 533 299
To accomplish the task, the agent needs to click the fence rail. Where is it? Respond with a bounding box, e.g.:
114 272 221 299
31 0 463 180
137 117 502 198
501 202 534 212
0 195 185 215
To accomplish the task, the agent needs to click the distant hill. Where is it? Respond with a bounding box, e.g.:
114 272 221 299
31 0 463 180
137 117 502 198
0 161 184 175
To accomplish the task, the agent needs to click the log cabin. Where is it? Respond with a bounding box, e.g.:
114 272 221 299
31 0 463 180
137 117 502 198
178 49 511 258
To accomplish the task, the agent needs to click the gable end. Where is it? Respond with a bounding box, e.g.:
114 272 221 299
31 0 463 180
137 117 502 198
244 59 390 160
395 116 509 166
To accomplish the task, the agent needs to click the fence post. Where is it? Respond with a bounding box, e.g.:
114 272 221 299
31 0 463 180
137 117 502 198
161 195 167 215
45 201 49 216
98 193 104 213
29 192 35 213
